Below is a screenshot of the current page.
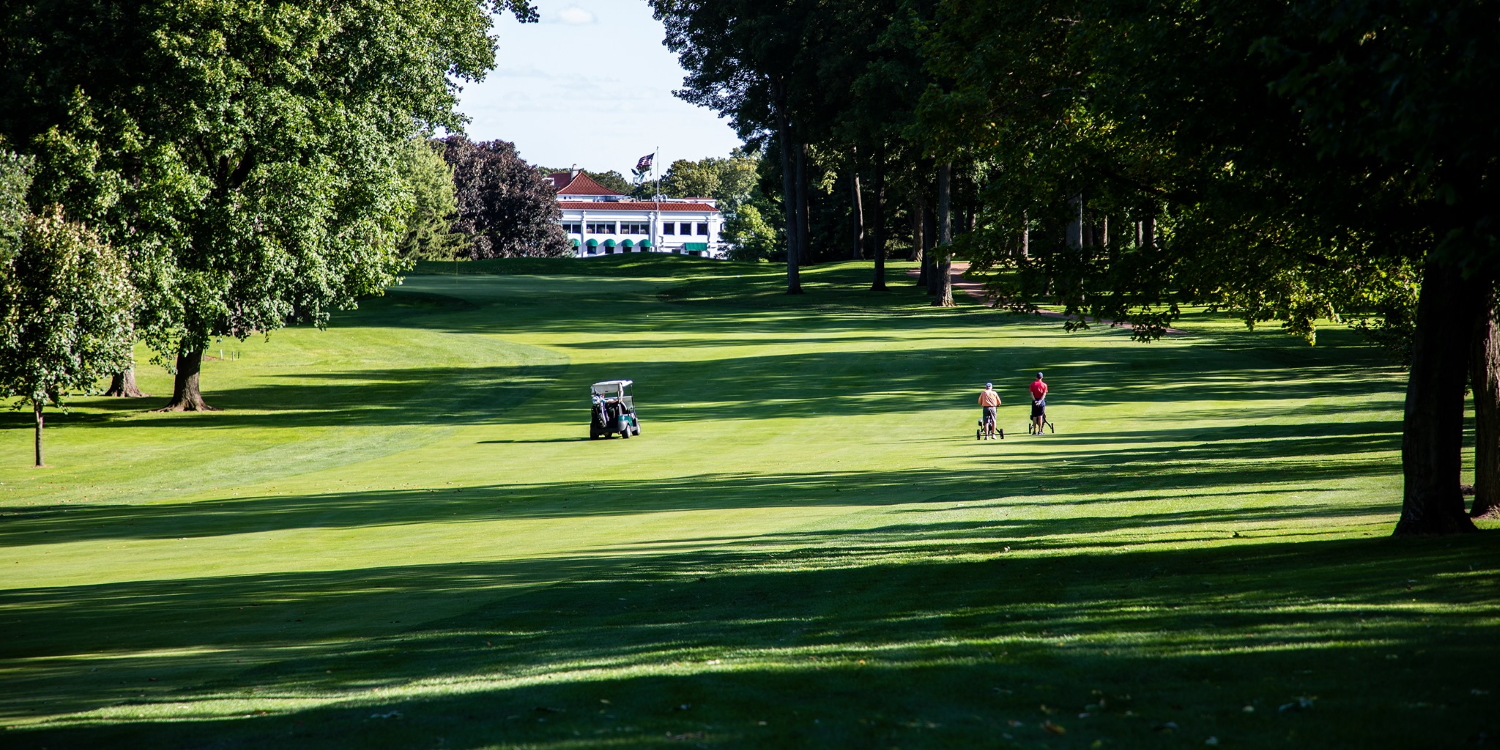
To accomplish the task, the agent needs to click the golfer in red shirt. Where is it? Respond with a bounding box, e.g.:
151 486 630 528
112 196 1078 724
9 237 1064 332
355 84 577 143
1029 372 1049 434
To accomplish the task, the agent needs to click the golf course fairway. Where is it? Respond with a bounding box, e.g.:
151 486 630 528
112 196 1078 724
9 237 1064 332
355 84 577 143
2 257 1496 749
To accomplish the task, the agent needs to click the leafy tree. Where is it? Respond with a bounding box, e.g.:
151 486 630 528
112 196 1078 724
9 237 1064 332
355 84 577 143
724 203 780 261
440 136 569 259
660 153 758 206
922 0 1498 534
0 156 136 466
397 140 466 261
1 0 537 411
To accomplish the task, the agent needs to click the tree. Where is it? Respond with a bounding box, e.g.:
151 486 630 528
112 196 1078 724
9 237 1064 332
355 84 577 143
0 156 136 466
2 0 537 411
723 203 780 261
441 136 569 259
923 0 1498 534
397 140 466 261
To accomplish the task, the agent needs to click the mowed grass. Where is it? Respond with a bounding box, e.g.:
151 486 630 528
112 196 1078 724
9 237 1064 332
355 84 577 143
1 256 1497 749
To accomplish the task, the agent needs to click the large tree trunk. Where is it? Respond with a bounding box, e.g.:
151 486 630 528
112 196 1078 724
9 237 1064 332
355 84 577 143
103 365 149 397
871 147 887 291
933 162 954 307
777 122 803 294
795 143 810 267
33 401 43 468
850 150 864 260
157 349 218 412
1471 282 1500 519
1395 258 1482 535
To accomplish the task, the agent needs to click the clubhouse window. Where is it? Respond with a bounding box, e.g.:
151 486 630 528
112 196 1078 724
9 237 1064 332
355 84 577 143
679 222 692 234
663 223 675 235
586 222 616 234
561 222 582 234
621 222 649 235
697 223 709 235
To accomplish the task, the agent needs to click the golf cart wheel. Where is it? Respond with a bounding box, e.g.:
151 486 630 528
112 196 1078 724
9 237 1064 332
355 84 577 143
620 426 631 439
633 425 641 436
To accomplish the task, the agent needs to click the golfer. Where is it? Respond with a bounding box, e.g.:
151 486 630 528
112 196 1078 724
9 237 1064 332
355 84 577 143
978 382 1001 436
1030 371 1049 433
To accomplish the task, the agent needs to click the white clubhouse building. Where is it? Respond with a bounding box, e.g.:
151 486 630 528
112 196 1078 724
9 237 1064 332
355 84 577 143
548 171 726 259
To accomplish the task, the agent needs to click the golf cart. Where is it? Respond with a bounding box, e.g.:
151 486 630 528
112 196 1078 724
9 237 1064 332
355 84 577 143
589 380 640 439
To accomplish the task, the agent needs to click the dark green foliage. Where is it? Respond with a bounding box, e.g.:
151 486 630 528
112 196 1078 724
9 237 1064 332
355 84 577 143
0 0 541 408
397 140 466 261
439 136 569 259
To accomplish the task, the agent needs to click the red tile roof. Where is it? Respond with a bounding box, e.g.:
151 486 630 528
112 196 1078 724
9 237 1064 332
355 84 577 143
559 201 720 212
548 171 574 190
555 172 624 196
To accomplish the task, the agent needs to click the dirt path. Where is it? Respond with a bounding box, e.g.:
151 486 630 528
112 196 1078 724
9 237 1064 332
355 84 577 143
906 261 1186 335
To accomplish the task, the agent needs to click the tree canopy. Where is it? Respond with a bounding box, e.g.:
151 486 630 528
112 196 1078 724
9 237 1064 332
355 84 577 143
440 136 569 259
0 151 136 466
0 0 538 409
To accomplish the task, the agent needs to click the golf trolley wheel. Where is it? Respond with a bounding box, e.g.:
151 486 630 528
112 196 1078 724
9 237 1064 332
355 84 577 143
998 428 1005 439
976 428 983 440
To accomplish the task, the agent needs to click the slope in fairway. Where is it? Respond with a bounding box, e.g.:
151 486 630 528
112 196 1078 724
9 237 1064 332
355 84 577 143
2 258 1497 749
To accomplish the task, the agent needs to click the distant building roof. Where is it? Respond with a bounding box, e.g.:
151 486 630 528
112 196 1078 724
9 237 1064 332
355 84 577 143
559 201 720 212
550 171 625 196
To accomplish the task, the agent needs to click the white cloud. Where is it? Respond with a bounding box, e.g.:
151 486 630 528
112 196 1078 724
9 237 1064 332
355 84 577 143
555 6 596 24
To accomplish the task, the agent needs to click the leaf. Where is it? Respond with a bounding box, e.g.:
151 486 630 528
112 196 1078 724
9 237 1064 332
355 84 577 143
1042 720 1066 735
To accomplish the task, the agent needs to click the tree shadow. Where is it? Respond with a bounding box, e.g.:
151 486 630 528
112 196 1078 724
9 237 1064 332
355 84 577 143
4 533 1496 748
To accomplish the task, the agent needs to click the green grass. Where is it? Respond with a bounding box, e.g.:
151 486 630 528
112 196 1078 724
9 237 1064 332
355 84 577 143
2 258 1497 749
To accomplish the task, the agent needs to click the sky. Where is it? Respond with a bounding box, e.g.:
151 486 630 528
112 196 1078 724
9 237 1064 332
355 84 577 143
456 0 744 177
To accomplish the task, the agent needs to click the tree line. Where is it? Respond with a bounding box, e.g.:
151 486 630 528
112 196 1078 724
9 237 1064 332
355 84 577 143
649 0 1499 534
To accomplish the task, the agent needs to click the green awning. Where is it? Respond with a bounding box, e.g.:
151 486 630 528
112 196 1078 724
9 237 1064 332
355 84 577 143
604 239 616 247
683 242 708 251
639 239 653 248
621 239 635 248
569 238 579 247
586 238 599 247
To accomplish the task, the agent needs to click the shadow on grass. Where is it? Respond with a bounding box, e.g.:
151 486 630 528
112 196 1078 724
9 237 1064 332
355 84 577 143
3 533 1497 748
0 414 1401 547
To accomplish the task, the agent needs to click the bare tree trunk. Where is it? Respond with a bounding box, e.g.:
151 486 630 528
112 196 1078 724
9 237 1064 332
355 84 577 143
924 205 939 295
1141 216 1156 250
776 118 803 294
933 163 954 307
104 365 149 397
34 401 44 467
871 146 887 291
850 150 864 260
1395 257 1481 535
913 191 927 285
1022 210 1030 259
795 143 810 267
1472 282 1500 518
157 349 219 412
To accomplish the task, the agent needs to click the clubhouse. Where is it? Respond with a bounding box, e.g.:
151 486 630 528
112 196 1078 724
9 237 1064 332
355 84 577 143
548 171 726 259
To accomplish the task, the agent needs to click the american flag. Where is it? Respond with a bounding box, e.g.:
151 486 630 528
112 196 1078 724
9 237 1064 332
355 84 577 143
635 153 654 172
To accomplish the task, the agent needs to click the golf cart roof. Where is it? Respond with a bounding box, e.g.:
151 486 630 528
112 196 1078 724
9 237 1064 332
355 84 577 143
591 380 633 392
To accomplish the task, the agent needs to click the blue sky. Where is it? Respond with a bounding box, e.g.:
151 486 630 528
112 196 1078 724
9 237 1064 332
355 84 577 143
456 0 744 177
